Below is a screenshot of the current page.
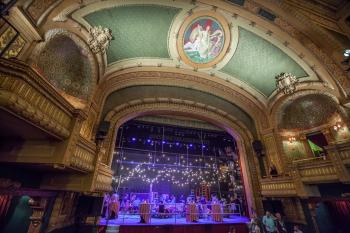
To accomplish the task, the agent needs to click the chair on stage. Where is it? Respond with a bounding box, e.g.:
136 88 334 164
139 202 151 223
211 203 223 222
186 203 199 222
108 194 120 220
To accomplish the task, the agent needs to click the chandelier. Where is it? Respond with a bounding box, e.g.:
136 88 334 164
275 72 298 95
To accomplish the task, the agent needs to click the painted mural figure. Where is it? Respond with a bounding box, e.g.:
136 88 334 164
183 17 224 63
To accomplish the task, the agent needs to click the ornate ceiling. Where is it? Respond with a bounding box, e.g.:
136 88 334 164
79 2 314 97
278 94 339 130
102 85 257 136
36 34 93 99
8 0 350 129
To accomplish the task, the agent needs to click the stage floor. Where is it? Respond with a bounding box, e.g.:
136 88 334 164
100 215 250 226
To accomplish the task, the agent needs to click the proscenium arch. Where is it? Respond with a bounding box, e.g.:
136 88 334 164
102 98 262 216
95 67 270 131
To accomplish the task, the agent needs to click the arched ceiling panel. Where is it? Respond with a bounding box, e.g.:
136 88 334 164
278 94 339 130
102 86 257 137
220 27 309 96
78 2 319 98
84 5 180 62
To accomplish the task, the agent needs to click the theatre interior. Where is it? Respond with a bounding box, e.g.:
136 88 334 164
1 0 350 233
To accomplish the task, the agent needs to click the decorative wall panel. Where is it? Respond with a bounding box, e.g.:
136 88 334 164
36 35 93 100
279 94 338 130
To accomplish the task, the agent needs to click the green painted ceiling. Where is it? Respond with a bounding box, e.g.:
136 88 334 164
85 5 311 97
103 86 257 137
221 28 308 96
84 5 180 62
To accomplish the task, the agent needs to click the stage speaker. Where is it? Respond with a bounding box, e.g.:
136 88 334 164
76 195 104 216
96 121 110 140
252 140 264 156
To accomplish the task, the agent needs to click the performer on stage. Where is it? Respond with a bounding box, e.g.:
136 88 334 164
102 193 110 218
139 200 151 223
108 194 120 220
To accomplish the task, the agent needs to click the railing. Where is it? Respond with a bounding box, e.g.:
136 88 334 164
101 203 243 225
69 136 96 172
0 58 78 139
292 155 338 183
260 175 297 196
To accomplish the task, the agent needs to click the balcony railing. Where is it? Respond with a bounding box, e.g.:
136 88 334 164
69 136 96 172
260 175 297 196
292 156 338 183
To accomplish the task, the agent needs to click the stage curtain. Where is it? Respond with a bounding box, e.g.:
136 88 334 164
327 200 350 230
0 195 12 221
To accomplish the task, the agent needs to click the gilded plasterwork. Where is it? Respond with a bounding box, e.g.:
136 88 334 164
279 94 339 130
36 34 93 100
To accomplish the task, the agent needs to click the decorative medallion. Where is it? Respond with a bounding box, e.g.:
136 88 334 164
88 25 113 54
177 11 231 69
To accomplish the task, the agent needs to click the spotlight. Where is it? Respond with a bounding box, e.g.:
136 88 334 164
189 144 193 147
162 141 166 144
147 139 151 143
132 137 136 141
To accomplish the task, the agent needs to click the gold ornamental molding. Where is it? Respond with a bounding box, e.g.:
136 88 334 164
260 177 297 197
269 89 345 130
93 163 113 192
69 136 97 172
97 68 269 130
0 59 84 139
19 0 348 98
295 159 339 184
104 97 253 142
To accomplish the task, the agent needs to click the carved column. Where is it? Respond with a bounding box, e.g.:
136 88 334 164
27 198 48 233
61 110 87 165
300 134 314 158
321 128 334 145
326 145 350 183
290 163 308 198
262 130 287 174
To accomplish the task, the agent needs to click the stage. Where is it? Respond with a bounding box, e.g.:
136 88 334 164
99 215 250 233
100 214 249 225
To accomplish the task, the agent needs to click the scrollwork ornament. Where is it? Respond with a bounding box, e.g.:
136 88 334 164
88 26 112 54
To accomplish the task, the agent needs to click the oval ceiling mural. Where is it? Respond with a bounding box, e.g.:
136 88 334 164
183 17 225 64
177 11 231 69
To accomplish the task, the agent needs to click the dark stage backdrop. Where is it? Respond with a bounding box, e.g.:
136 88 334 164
112 120 245 203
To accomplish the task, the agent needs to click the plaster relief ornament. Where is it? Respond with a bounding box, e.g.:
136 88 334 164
88 26 112 54
177 11 231 69
275 72 299 95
